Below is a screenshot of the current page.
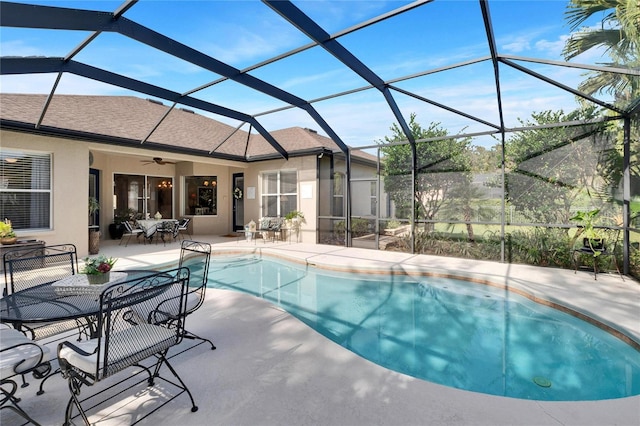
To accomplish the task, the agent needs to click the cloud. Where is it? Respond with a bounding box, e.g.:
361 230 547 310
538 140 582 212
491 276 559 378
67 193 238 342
502 37 532 54
0 73 131 95
0 39 45 57
534 35 568 56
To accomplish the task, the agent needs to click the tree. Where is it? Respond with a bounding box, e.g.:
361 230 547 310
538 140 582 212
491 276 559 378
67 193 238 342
563 0 639 102
379 114 472 232
563 0 639 207
503 108 614 224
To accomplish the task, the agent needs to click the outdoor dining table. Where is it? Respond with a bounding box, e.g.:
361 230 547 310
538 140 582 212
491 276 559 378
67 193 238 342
0 270 172 338
137 219 179 239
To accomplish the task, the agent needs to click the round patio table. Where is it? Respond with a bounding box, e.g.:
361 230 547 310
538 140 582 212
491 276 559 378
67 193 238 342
0 270 173 337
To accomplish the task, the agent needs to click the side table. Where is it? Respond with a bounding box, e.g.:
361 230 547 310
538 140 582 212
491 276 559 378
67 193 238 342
236 230 256 244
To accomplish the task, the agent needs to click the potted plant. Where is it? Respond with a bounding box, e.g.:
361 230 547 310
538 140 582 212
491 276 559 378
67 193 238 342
88 197 99 223
81 255 117 284
88 197 101 254
109 208 135 239
0 219 17 245
570 209 605 256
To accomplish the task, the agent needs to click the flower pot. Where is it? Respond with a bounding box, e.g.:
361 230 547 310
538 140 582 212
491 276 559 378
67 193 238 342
108 223 125 239
87 272 110 285
0 237 17 245
89 229 100 254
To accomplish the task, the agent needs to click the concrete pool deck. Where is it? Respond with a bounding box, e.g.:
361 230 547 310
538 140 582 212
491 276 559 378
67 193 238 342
3 237 639 425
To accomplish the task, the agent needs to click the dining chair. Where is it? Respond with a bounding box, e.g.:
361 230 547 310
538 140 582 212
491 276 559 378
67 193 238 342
3 243 83 341
119 221 144 246
0 323 51 426
57 268 198 426
178 240 216 350
157 220 178 245
3 243 84 393
3 243 78 297
176 218 191 240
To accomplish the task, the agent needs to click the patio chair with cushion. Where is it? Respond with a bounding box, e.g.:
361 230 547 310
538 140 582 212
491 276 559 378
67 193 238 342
57 268 198 426
119 221 144 247
176 218 191 240
0 323 51 426
3 243 84 393
258 217 284 243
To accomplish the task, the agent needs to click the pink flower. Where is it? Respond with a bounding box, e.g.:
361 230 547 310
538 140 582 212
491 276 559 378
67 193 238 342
97 263 112 273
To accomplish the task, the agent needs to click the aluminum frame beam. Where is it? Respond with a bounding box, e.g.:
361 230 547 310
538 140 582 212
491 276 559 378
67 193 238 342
0 57 289 159
263 0 416 147
0 1 348 155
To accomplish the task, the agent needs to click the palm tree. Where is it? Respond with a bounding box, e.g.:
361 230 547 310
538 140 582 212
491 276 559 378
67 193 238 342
563 0 639 206
563 0 639 102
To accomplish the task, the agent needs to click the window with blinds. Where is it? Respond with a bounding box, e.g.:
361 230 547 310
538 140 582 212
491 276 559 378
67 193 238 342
0 149 52 231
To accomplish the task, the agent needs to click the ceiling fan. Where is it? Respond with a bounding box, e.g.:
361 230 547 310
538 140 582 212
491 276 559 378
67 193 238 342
141 157 176 165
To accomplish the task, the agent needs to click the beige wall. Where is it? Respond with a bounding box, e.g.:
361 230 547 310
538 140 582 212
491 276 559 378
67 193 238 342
93 152 240 238
176 161 233 236
1 130 325 254
241 155 317 243
1 130 90 254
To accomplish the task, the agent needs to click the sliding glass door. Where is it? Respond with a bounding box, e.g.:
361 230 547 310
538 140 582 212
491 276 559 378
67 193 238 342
114 174 173 219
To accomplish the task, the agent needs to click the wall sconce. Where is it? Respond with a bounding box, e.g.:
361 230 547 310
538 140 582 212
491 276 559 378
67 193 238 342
203 181 209 186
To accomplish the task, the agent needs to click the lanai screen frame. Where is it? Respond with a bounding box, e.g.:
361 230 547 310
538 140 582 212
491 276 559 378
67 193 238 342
0 0 638 275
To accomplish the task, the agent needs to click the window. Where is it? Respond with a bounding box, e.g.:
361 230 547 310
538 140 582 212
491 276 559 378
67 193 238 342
0 149 52 231
370 181 377 216
185 176 217 215
261 171 297 217
332 172 344 217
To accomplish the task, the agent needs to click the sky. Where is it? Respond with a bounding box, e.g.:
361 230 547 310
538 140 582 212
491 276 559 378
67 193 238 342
0 0 615 150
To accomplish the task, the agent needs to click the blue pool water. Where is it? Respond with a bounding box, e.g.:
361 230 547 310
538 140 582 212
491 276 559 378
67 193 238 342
207 254 640 401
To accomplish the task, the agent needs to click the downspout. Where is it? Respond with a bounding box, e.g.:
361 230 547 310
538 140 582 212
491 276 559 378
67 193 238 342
346 149 352 247
376 147 381 251
623 116 631 275
412 140 417 254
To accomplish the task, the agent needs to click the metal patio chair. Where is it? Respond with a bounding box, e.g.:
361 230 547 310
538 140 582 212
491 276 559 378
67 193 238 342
176 218 191 240
157 220 179 245
3 244 86 393
178 240 216 350
1 323 51 426
3 243 78 297
57 268 198 426
119 221 144 246
3 244 84 340
572 227 623 280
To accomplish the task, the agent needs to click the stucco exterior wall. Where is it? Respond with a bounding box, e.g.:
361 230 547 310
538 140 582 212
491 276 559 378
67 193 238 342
1 130 324 253
241 156 317 243
1 130 90 254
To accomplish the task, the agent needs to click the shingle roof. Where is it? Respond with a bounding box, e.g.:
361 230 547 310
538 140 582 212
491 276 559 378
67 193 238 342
0 93 370 162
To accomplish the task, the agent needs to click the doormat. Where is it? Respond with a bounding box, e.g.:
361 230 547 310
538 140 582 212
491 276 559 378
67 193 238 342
222 234 238 238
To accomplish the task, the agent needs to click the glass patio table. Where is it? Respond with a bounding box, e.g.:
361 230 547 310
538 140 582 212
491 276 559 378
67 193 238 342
0 270 172 338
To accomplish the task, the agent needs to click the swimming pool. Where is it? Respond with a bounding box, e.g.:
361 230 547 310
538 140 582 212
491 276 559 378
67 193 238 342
207 254 640 401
